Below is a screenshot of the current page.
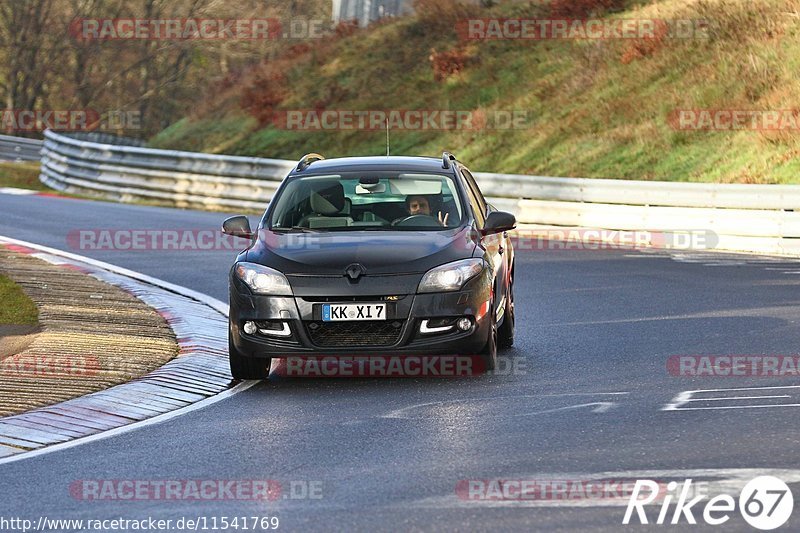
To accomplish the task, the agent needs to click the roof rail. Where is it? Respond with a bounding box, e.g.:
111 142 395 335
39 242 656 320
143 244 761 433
442 151 456 169
296 153 325 172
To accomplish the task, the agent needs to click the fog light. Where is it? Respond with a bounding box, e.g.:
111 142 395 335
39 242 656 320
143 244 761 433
243 321 257 335
456 317 472 331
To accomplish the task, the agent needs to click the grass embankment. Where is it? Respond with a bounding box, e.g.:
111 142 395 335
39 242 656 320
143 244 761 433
0 274 38 326
151 0 800 183
0 162 47 191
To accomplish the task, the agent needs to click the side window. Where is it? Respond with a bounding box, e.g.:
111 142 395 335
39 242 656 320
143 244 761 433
461 170 485 227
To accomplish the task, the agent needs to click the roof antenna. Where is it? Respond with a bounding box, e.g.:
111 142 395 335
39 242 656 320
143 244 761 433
385 118 390 157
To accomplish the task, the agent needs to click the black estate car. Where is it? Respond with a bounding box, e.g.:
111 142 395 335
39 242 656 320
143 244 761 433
222 152 516 379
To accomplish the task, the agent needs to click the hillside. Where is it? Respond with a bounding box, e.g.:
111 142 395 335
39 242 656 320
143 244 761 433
150 0 800 183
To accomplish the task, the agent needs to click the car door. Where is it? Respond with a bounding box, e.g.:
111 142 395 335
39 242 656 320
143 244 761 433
461 168 510 321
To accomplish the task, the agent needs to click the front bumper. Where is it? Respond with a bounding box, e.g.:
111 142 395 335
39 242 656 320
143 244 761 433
229 276 492 359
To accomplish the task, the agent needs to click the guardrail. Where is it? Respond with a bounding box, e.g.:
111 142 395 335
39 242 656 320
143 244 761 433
0 134 43 162
41 129 295 211
39 129 800 256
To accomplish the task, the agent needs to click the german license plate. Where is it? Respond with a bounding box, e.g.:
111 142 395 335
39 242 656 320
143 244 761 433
322 303 386 321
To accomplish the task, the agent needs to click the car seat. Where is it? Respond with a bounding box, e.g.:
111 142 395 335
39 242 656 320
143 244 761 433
298 182 354 229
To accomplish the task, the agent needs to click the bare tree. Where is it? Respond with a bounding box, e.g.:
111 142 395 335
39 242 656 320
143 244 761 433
0 0 65 132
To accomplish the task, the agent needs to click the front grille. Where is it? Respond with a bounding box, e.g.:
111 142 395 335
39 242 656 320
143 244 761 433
305 320 404 347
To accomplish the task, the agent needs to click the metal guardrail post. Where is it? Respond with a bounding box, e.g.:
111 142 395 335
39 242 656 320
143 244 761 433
0 134 43 162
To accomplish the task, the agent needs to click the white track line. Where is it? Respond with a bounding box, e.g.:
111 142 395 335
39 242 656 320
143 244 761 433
0 381 256 466
0 187 38 195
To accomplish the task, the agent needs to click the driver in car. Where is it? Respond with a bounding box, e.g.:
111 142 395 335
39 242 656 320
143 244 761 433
405 194 449 226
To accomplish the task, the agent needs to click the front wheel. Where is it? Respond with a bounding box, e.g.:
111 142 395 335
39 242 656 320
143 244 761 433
498 276 514 349
479 311 497 372
229 331 271 380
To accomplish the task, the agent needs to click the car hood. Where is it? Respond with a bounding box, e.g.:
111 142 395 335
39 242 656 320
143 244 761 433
246 227 479 276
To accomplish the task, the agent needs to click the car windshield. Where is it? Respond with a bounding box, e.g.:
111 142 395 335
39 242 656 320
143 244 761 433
267 172 464 231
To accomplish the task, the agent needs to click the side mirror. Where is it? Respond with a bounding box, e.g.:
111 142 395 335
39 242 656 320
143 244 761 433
222 215 254 238
482 211 516 235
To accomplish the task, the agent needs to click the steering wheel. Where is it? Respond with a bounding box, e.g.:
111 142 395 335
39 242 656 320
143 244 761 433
391 214 440 227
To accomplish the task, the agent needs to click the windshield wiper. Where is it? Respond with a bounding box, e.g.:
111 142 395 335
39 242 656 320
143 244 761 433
271 226 324 233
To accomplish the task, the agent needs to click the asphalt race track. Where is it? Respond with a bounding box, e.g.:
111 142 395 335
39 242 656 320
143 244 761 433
1 193 800 531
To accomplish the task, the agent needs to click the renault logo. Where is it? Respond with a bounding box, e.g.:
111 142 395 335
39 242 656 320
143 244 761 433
344 263 366 281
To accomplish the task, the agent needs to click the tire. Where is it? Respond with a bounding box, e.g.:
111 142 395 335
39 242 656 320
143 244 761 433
498 275 514 349
229 331 271 380
479 310 498 372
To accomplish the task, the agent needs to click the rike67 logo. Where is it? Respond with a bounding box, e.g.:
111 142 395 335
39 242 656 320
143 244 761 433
624 476 794 530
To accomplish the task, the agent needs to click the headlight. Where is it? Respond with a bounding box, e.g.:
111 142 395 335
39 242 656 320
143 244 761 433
234 262 292 295
418 258 485 293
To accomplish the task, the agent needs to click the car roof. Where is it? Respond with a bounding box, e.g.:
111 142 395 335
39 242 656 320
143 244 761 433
287 155 460 176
